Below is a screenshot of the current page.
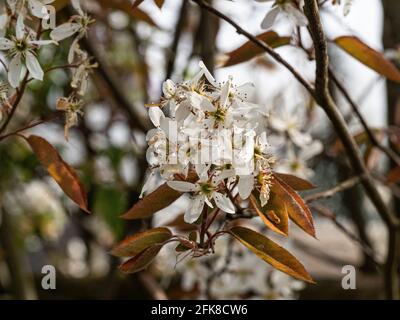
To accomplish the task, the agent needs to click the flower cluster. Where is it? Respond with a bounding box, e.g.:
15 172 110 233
142 62 276 223
0 0 95 139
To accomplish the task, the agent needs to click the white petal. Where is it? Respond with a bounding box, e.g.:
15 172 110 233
300 140 323 161
8 54 23 88
238 175 254 200
140 170 158 198
0 38 13 50
213 192 235 214
50 23 80 41
28 0 48 18
148 107 164 127
16 15 25 40
261 6 280 30
167 181 197 193
198 60 218 87
72 0 84 16
219 78 231 108
184 195 205 224
289 129 312 146
284 4 308 27
162 79 176 98
25 51 44 81
30 40 57 46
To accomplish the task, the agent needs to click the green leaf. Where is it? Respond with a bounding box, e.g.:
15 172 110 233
230 226 314 283
272 175 316 238
221 31 291 67
111 227 172 257
26 135 89 213
334 36 400 83
119 245 162 273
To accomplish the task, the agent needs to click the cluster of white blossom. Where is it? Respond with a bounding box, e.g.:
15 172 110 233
0 0 96 139
141 62 277 223
155 229 305 299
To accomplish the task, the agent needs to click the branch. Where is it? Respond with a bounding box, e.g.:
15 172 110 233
189 0 315 96
305 176 362 203
329 69 400 167
303 0 400 299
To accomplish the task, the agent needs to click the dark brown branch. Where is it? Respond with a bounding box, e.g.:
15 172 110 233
304 0 400 299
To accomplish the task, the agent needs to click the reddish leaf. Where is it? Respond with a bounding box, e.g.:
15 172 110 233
249 193 289 236
154 0 165 9
27 135 89 212
273 173 316 191
230 226 314 283
122 172 198 220
334 36 400 83
387 167 400 184
111 227 172 257
119 245 162 273
221 31 291 67
272 175 316 238
132 0 145 8
98 0 158 28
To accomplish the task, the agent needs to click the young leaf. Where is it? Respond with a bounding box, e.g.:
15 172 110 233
249 193 289 236
111 227 172 257
119 245 162 273
230 226 314 283
273 173 316 191
221 31 291 67
334 36 400 83
121 183 183 220
26 135 89 213
121 172 198 220
272 175 316 238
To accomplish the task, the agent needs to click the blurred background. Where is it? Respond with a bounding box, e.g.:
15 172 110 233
0 0 399 299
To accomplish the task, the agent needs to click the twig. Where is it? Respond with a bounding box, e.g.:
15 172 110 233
330 69 400 167
189 0 315 96
310 203 381 269
138 272 168 300
305 176 362 203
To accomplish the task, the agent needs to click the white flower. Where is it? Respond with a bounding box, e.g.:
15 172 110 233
167 170 236 223
0 15 55 87
50 0 94 63
268 110 312 147
7 0 54 18
256 0 308 30
276 140 323 178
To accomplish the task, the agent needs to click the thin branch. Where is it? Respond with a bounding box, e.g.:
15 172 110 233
330 69 400 167
138 272 168 300
310 203 381 269
305 176 362 203
189 0 315 96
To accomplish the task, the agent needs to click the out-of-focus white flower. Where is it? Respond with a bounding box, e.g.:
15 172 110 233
276 141 323 178
50 0 94 63
0 15 56 87
268 110 312 147
256 0 308 30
